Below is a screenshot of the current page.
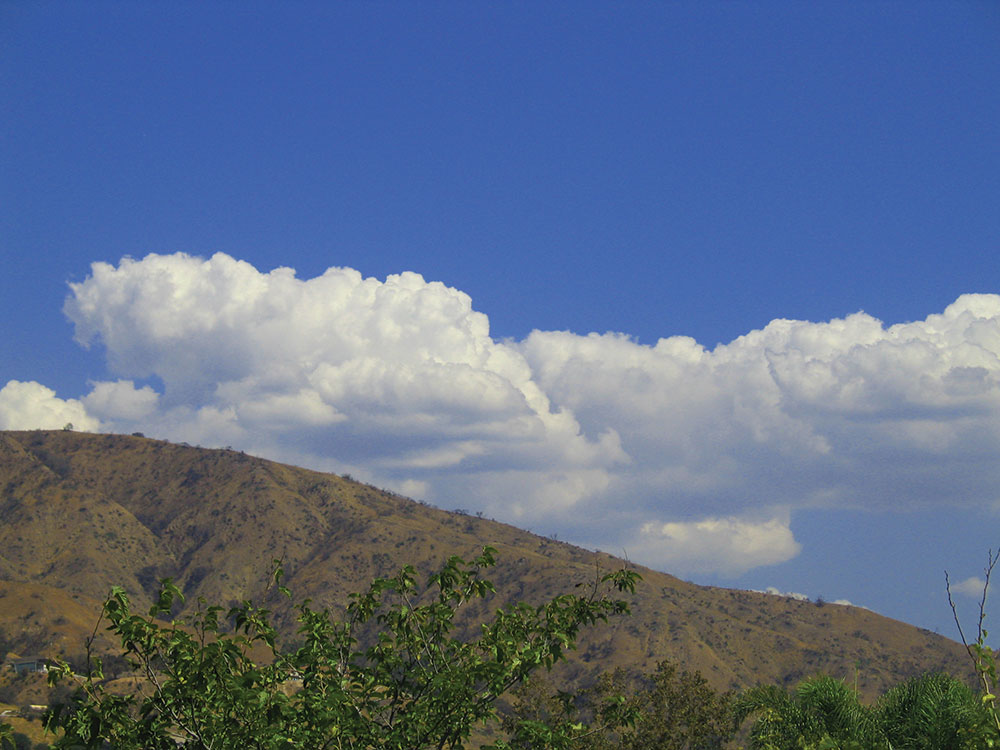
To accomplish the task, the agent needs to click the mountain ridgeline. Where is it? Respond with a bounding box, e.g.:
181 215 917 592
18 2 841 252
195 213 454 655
0 430 973 697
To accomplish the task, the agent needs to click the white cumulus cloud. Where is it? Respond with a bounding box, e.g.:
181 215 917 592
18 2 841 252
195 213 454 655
83 380 159 421
0 380 100 431
519 294 1000 523
633 515 802 576
10 251 994 578
62 252 624 527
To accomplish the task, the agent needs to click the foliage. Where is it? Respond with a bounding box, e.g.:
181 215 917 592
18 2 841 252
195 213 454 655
498 669 639 749
42 547 640 749
613 660 733 750
947 549 1000 739
876 671 990 750
733 549 1000 750
503 660 732 750
734 671 996 750
0 726 46 750
733 675 872 750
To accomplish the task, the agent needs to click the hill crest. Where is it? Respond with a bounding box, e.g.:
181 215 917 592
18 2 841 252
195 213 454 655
0 429 974 697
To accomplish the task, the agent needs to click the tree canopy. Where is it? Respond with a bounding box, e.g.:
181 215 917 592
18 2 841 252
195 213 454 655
42 547 640 749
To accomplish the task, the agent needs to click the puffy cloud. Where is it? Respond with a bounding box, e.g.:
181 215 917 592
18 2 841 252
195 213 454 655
519 294 1000 519
0 380 100 431
83 380 159 421
62 252 623 523
48 253 1000 578
632 515 802 576
950 576 989 598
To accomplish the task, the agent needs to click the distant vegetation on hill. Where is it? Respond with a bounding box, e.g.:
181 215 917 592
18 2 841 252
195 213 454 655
0 429 975 708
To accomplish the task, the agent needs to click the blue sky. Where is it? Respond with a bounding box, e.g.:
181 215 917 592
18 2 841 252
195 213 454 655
3 1 1000 639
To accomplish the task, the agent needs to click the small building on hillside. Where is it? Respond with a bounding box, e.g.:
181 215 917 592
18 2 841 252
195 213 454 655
9 655 48 675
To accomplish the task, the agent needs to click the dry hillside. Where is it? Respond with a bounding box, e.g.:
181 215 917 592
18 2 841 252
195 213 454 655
0 430 975 698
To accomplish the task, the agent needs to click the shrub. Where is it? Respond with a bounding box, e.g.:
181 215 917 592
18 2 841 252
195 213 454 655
44 548 639 749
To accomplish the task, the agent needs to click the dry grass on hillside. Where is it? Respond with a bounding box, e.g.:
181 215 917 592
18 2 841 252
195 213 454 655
0 430 978 703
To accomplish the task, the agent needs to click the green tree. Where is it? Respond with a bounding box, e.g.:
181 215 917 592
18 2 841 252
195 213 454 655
1 731 30 750
876 672 989 750
733 675 874 750
502 660 732 750
44 547 640 749
617 661 732 750
498 670 638 749
734 672 995 750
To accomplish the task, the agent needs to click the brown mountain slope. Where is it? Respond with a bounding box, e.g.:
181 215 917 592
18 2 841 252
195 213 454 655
0 429 974 697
